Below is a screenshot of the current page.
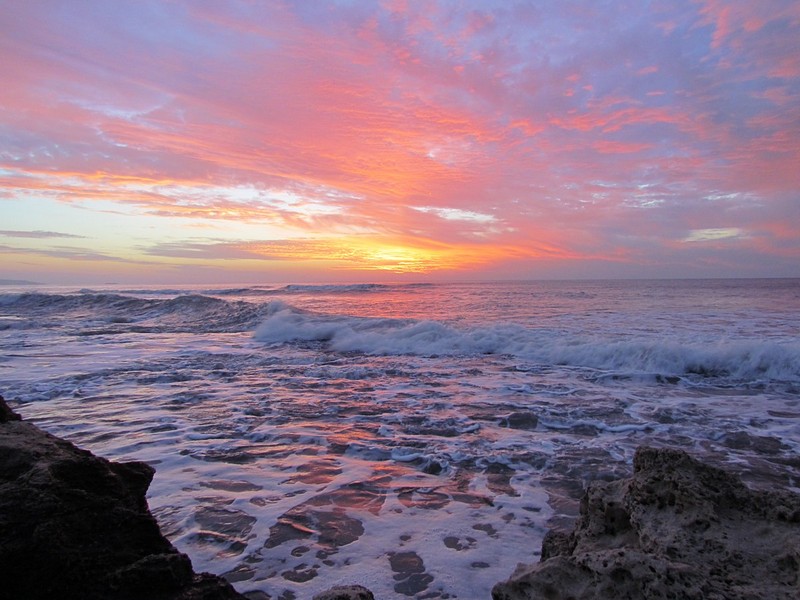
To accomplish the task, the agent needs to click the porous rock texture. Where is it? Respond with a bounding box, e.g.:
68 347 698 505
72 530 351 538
492 446 800 600
0 395 246 600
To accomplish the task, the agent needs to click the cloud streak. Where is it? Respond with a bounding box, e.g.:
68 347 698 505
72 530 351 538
0 230 86 239
1 0 798 281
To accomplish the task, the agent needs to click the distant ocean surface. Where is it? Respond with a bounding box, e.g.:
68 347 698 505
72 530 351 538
2 279 799 598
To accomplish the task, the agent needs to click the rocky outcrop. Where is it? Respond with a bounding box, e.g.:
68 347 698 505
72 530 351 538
0 395 247 600
492 446 800 600
7 392 798 600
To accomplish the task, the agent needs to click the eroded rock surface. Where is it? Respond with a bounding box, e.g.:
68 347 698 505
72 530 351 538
492 446 800 600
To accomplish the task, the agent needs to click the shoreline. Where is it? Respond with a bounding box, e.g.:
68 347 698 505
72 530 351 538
3 395 799 599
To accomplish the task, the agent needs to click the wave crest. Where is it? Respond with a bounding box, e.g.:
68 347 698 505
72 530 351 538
254 303 800 384
0 292 268 333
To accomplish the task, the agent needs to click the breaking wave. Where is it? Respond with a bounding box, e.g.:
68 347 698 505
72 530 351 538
254 302 800 385
0 292 269 333
3 289 799 385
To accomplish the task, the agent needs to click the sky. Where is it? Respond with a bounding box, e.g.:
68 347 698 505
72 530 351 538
1 0 799 284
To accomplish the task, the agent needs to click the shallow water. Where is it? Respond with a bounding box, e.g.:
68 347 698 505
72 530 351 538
2 280 799 598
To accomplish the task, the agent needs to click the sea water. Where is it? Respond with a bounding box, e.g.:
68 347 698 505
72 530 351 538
1 279 799 598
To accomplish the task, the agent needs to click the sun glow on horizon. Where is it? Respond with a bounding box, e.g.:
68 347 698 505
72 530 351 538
1 1 799 283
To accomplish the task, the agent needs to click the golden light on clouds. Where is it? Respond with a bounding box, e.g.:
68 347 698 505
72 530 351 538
1 1 799 283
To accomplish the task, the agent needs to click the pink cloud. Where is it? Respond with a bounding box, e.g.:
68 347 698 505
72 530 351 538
1 0 799 280
636 66 659 76
591 140 654 154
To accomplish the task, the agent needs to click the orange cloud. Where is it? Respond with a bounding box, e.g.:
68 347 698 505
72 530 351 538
2 0 799 282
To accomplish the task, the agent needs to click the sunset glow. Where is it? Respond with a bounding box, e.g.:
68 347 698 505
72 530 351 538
2 1 799 283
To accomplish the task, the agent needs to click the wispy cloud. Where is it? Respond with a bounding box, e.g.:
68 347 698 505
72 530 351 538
1 0 798 281
683 228 747 242
411 206 497 224
0 230 87 239
0 244 145 264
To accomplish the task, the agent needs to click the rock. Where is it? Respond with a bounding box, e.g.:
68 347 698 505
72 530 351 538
0 396 21 422
722 430 787 455
501 411 539 430
0 395 246 600
312 584 375 600
492 446 800 600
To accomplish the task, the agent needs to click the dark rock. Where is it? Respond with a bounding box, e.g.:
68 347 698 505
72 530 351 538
389 550 434 596
722 430 788 455
539 530 573 561
0 395 21 422
312 584 375 600
492 446 800 600
502 411 539 430
0 395 246 600
264 507 365 550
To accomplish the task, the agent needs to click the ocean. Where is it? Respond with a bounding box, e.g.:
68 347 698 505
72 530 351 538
1 279 799 598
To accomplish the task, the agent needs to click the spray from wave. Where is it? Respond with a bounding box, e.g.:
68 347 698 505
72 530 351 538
254 302 800 385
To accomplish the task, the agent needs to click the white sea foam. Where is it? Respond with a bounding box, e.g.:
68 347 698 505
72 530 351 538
253 301 800 384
